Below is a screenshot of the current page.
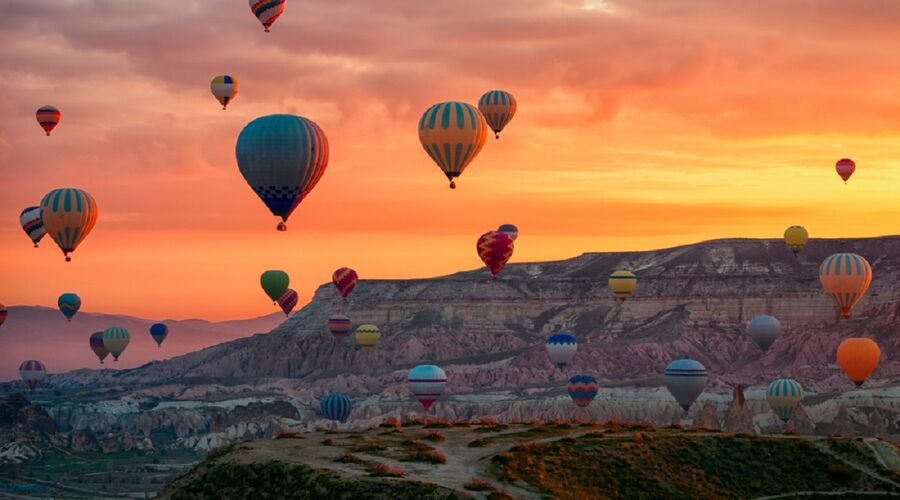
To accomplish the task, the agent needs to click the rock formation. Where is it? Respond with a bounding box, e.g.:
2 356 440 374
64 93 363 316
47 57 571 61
723 385 756 434
787 405 815 435
833 405 855 437
693 401 720 430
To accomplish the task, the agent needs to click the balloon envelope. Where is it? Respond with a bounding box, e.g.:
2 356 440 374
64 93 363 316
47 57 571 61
609 270 637 301
57 293 81 322
90 331 109 363
418 101 488 188
236 114 329 230
477 230 514 277
567 374 599 408
332 267 358 299
836 338 880 386
766 379 803 423
355 324 381 351
835 158 855 182
20 206 46 247
277 289 298 316
497 224 518 241
150 323 169 347
783 226 808 254
545 333 577 368
210 75 239 109
260 270 290 303
19 360 46 391
748 315 780 352
819 253 872 318
408 364 447 412
664 359 708 412
36 105 60 136
321 393 352 423
249 0 285 31
328 315 352 341
478 90 517 139
102 327 130 361
0 303 7 329
40 188 99 261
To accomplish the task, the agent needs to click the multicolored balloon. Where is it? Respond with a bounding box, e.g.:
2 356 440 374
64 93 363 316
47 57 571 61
608 270 637 301
249 0 285 32
57 293 81 322
766 379 803 424
567 374 599 408
418 101 488 188
819 253 872 318
836 338 880 387
260 270 290 303
150 323 168 347
783 225 808 255
0 303 7 329
90 331 109 364
545 333 577 368
835 158 855 183
664 359 708 412
236 114 329 231
332 267 358 299
748 315 780 352
277 289 298 316
40 188 99 262
408 364 447 412
328 315 352 342
497 224 518 242
36 105 60 136
321 393 352 423
210 75 239 109
19 360 47 391
478 90 517 139
102 326 130 361
20 206 46 247
477 230 514 277
354 324 381 351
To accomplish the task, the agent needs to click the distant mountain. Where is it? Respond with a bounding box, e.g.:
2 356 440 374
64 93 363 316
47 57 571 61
0 306 284 380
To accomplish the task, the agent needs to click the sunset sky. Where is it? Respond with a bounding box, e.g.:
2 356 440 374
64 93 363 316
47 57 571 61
2 0 900 321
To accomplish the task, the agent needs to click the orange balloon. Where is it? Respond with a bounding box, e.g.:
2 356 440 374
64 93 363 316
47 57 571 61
836 338 880 386
819 253 872 318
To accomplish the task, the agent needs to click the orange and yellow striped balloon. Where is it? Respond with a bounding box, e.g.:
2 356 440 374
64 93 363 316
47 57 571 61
819 253 872 318
418 101 488 189
40 188 99 262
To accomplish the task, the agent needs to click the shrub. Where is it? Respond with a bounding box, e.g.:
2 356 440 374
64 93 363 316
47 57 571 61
368 462 404 478
464 477 494 491
469 438 493 448
423 431 446 443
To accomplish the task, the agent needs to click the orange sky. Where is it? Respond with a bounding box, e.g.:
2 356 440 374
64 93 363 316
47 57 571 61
2 0 900 321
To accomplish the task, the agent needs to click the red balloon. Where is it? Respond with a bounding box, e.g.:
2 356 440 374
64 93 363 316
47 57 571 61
477 230 514 277
277 289 298 316
835 158 855 183
332 267 358 299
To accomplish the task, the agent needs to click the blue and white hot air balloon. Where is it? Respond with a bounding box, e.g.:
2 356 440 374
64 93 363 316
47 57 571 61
766 379 803 424
663 359 708 412
57 293 81 322
545 332 577 368
408 365 447 412
321 393 352 423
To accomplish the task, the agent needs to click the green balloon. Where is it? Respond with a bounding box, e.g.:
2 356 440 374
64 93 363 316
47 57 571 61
261 270 290 302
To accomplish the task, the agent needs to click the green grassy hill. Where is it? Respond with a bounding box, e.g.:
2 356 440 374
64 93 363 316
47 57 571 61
159 422 900 499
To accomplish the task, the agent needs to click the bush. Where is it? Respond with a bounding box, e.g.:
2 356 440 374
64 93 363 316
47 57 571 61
825 463 854 483
464 477 494 491
368 462 404 478
469 438 493 448
423 431 446 443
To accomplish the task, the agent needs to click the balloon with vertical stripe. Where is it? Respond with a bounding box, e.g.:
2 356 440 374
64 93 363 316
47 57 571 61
150 323 169 347
236 114 329 231
328 315 352 341
90 331 109 363
332 267 358 299
546 333 577 368
19 360 46 391
408 364 447 412
20 206 46 247
748 315 780 352
57 293 81 322
277 289 298 316
766 379 803 423
783 225 808 254
418 101 488 188
478 90 517 139
249 0 285 32
0 303 7 329
567 374 599 408
608 270 637 301
664 359 708 412
819 253 872 318
210 75 239 109
355 324 381 351
102 326 130 361
36 105 60 136
40 188 99 262
477 230 514 277
321 393 352 423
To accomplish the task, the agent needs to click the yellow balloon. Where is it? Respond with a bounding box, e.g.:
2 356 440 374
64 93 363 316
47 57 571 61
418 102 488 189
609 270 637 301
40 188 99 262
783 225 809 254
355 324 381 351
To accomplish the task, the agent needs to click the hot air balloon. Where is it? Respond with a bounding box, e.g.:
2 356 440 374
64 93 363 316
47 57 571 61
249 0 285 32
102 327 130 361
20 207 46 247
783 226 808 255
260 270 290 303
150 323 168 347
748 315 780 352
478 90 517 139
277 289 298 316
418 101 488 188
19 360 46 391
0 303 7 328
408 364 447 412
477 230 514 277
835 158 855 183
210 75 239 109
819 253 872 318
332 267 358 300
664 359 708 412
766 379 803 424
236 114 329 231
836 338 880 386
497 224 518 242
355 324 381 351
36 105 60 136
546 333 577 368
567 374 599 408
90 331 109 364
57 293 81 322
328 315 352 342
609 270 637 301
321 393 352 423
40 188 98 262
